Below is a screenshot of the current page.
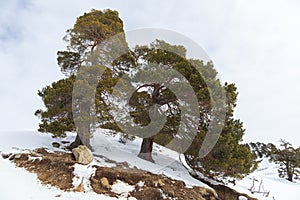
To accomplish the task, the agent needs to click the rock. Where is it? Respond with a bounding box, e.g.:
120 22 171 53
157 179 165 187
72 145 93 165
1 153 12 159
74 182 85 192
14 154 22 159
52 142 60 148
100 177 111 189
153 179 165 187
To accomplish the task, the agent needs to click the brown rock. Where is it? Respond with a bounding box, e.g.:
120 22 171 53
74 182 84 192
152 178 165 188
72 145 93 165
100 177 111 189
14 154 22 159
158 179 165 187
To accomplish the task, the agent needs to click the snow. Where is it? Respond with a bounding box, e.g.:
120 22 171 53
90 129 210 189
72 163 97 192
0 130 209 199
0 153 122 200
111 180 135 196
234 158 300 200
0 131 129 200
137 181 145 187
0 130 299 199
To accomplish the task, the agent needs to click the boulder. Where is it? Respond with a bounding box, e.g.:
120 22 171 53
72 145 93 165
14 154 22 159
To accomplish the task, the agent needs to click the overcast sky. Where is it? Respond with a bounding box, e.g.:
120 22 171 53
0 0 299 146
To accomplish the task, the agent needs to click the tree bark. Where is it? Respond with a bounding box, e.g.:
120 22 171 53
138 137 154 162
68 126 92 150
74 96 93 151
136 83 167 163
287 170 293 182
286 161 293 182
78 125 93 150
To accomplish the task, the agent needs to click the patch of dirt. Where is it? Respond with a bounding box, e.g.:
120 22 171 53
7 148 76 191
2 148 250 200
212 184 257 200
91 166 219 200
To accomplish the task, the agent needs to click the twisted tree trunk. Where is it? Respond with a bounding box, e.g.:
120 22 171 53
138 137 154 162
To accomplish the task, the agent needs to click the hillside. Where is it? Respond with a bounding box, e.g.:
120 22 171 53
0 130 299 199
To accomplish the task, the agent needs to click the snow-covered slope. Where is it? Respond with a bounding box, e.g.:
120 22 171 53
0 131 124 200
234 158 300 200
0 130 209 200
0 130 299 199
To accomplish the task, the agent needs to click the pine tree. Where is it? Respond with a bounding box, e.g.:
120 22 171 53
36 10 258 180
249 142 277 158
271 139 300 182
115 40 217 162
58 9 124 76
249 140 300 182
35 76 75 137
36 9 125 148
184 83 258 180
